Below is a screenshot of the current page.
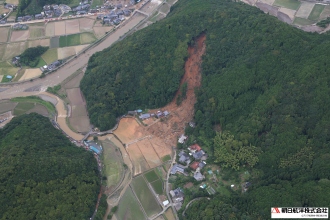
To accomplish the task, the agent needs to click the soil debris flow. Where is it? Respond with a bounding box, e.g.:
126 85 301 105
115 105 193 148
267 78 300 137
147 34 206 146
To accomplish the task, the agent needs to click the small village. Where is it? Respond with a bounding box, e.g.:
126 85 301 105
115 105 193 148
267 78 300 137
1 0 138 26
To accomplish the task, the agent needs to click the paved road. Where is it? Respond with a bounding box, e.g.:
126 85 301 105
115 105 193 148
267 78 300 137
0 14 146 100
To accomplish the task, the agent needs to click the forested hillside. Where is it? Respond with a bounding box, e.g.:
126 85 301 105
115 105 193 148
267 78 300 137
81 0 330 218
0 114 100 220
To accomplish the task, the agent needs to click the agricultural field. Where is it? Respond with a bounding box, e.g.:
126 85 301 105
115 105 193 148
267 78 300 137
0 101 17 114
50 37 60 48
295 2 314 19
41 48 58 64
80 32 97 44
3 42 27 61
309 4 326 21
273 0 300 10
79 18 95 32
10 30 30 42
18 68 43 81
28 39 50 48
66 87 90 132
164 208 176 220
127 143 151 175
144 170 159 182
55 21 66 36
101 139 124 188
66 19 80 35
293 17 314 26
137 139 162 168
0 27 10 43
131 176 162 217
0 61 19 81
11 96 56 117
59 34 80 47
150 179 163 194
116 187 146 220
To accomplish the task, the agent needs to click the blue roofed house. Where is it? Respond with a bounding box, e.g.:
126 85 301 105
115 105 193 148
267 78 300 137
193 150 205 160
139 113 151 120
84 140 103 155
178 151 190 165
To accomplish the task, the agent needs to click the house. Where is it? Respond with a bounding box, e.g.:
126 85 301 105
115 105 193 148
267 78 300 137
103 18 111 24
123 9 131 16
54 9 62 16
189 121 196 128
188 144 201 153
5 3 14 9
0 20 6 24
190 161 199 170
139 113 150 120
117 4 123 9
35 14 43 19
130 0 136 5
117 10 124 15
23 15 33 21
163 110 169 117
127 111 137 115
76 10 87 15
170 187 184 210
170 164 186 175
113 18 121 25
193 150 205 160
156 111 163 118
52 4 59 10
194 171 205 181
84 140 103 155
162 200 169 206
199 161 206 169
178 151 190 164
178 134 187 144
48 60 61 70
17 16 23 22
90 9 98 13
12 56 20 65
45 10 53 17
43 5 51 10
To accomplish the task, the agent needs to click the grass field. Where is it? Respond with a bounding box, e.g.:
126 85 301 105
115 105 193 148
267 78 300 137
131 176 162 217
161 155 171 162
0 27 10 43
50 37 60 48
80 32 97 44
274 0 301 10
0 101 17 114
41 48 58 64
308 4 325 21
101 140 124 187
91 0 103 8
293 17 314 25
151 179 163 194
116 187 146 220
36 58 47 68
144 170 160 182
11 96 56 116
59 34 81 47
0 61 18 78
164 208 175 220
29 28 45 38
13 102 35 115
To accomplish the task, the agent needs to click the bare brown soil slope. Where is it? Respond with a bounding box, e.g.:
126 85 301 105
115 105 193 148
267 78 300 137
147 34 206 146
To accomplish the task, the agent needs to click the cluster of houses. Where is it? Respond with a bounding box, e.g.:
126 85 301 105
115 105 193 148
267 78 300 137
170 143 208 182
138 110 170 120
98 7 132 26
12 23 28 30
0 117 8 124
169 187 184 210
40 60 61 72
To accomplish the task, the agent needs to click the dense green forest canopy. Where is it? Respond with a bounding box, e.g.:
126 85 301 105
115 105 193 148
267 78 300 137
0 114 100 220
19 46 48 67
81 0 330 218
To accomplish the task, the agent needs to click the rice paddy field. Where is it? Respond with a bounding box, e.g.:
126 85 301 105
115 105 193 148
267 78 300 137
251 0 330 26
116 187 146 220
0 16 111 73
131 176 162 217
144 170 160 182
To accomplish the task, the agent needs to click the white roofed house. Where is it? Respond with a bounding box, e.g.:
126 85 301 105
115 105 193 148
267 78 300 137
178 134 187 144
